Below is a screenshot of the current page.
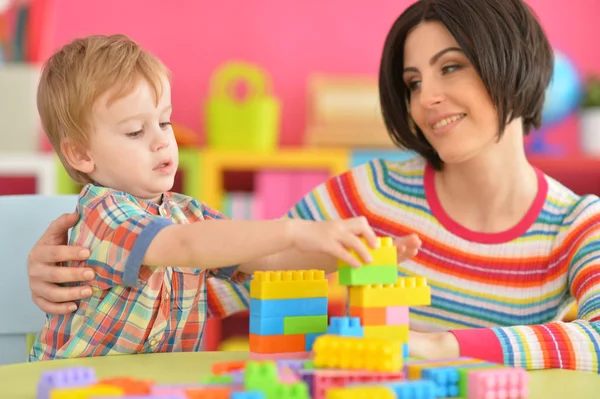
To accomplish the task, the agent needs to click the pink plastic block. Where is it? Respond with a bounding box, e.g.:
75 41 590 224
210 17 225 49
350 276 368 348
313 369 405 399
468 367 529 399
386 306 409 325
249 351 311 360
279 366 301 383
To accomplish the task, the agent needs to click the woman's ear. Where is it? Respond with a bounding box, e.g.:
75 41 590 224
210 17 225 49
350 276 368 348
61 139 95 174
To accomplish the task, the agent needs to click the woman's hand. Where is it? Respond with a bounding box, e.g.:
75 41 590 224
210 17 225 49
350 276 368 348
409 330 460 360
28 212 94 314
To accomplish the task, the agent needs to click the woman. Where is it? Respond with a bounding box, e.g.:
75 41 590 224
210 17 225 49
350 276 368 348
27 0 600 372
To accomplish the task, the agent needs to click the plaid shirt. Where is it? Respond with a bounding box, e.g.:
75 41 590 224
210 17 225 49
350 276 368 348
30 184 250 361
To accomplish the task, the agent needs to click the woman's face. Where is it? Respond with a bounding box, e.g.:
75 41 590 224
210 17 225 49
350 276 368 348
402 21 500 165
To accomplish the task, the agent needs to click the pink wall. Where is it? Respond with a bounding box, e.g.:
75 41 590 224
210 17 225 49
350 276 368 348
40 0 600 154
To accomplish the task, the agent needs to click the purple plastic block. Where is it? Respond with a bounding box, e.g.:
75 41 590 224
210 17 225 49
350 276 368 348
298 369 316 396
37 367 97 399
276 359 306 373
228 370 245 385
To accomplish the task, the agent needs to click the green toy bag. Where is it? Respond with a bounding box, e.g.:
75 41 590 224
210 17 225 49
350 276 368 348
205 62 281 151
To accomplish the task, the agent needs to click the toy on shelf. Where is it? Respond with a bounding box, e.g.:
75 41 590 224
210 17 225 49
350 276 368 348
205 61 281 151
38 236 530 399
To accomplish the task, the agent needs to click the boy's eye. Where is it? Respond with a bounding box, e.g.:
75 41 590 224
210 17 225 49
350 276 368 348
126 130 143 138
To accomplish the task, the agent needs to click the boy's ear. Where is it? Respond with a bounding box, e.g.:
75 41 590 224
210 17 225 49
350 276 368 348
61 139 95 174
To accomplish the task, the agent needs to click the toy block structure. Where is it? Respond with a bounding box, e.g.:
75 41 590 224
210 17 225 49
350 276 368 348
249 270 329 358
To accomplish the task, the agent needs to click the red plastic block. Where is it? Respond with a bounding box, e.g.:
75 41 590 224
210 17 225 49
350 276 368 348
249 333 306 353
97 377 153 394
186 386 235 399
211 360 246 375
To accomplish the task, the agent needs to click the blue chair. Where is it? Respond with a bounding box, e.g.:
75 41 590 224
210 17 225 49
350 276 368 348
0 194 77 365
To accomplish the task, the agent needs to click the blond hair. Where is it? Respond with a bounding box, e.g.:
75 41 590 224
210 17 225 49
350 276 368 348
37 34 170 184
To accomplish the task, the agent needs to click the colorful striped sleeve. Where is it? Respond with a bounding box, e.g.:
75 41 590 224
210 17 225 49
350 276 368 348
81 193 173 289
486 198 600 372
199 201 250 318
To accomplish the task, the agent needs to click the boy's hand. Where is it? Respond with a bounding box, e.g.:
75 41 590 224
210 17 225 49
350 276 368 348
289 216 378 268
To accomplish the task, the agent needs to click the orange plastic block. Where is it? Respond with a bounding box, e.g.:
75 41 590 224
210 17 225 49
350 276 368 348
348 277 431 307
97 377 152 394
363 325 409 343
249 333 306 353
313 334 402 372
349 306 387 325
250 270 328 299
211 360 246 375
186 387 234 399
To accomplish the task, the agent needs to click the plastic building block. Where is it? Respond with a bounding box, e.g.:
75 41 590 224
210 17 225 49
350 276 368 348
280 366 301 383
272 382 310 399
211 360 246 375
406 357 485 379
402 343 409 359
421 366 460 398
284 315 328 335
250 351 311 360
276 359 308 373
337 236 397 267
91 396 184 399
386 380 436 399
326 386 396 399
249 333 306 353
97 377 153 394
250 297 328 317
312 335 403 372
250 270 328 299
326 317 364 337
37 367 97 399
349 306 387 325
313 369 404 399
305 333 324 351
244 361 278 392
338 265 398 286
348 277 431 307
231 392 266 399
468 367 529 399
151 384 200 396
363 325 409 342
250 315 285 335
186 387 234 399
200 374 234 384
456 363 504 397
386 306 409 325
49 385 123 399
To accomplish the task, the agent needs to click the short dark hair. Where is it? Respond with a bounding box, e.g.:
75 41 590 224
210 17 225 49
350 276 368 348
379 0 554 170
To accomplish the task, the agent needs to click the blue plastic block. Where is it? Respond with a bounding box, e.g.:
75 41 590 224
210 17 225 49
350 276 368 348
305 332 324 351
249 315 284 335
231 392 266 399
386 380 436 399
37 367 97 399
421 366 460 398
402 343 409 359
250 297 328 317
326 317 364 337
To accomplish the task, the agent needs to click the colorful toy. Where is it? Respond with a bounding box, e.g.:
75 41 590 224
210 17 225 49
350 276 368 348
37 236 530 398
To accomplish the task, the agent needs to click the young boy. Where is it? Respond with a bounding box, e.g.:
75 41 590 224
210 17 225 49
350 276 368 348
29 34 379 360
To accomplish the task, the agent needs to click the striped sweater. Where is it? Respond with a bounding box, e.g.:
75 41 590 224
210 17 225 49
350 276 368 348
287 156 600 373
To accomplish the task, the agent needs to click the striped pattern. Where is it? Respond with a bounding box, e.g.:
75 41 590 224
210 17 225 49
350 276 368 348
30 184 250 360
287 157 600 372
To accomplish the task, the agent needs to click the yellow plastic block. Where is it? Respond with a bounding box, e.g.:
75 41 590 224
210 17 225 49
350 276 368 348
337 236 397 267
363 325 409 343
327 386 396 399
250 270 328 299
50 385 123 399
349 277 431 307
313 334 402 372
407 358 485 379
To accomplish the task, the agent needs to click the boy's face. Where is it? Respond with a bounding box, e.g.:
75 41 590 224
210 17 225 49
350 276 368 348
85 76 178 202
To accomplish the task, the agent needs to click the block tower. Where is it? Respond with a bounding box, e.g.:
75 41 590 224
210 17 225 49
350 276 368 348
248 269 329 360
338 237 431 347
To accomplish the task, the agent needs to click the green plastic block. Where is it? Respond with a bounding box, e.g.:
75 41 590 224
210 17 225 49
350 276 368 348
283 315 328 335
272 382 310 399
303 360 315 370
200 374 234 384
338 265 398 286
245 361 278 392
457 363 505 397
